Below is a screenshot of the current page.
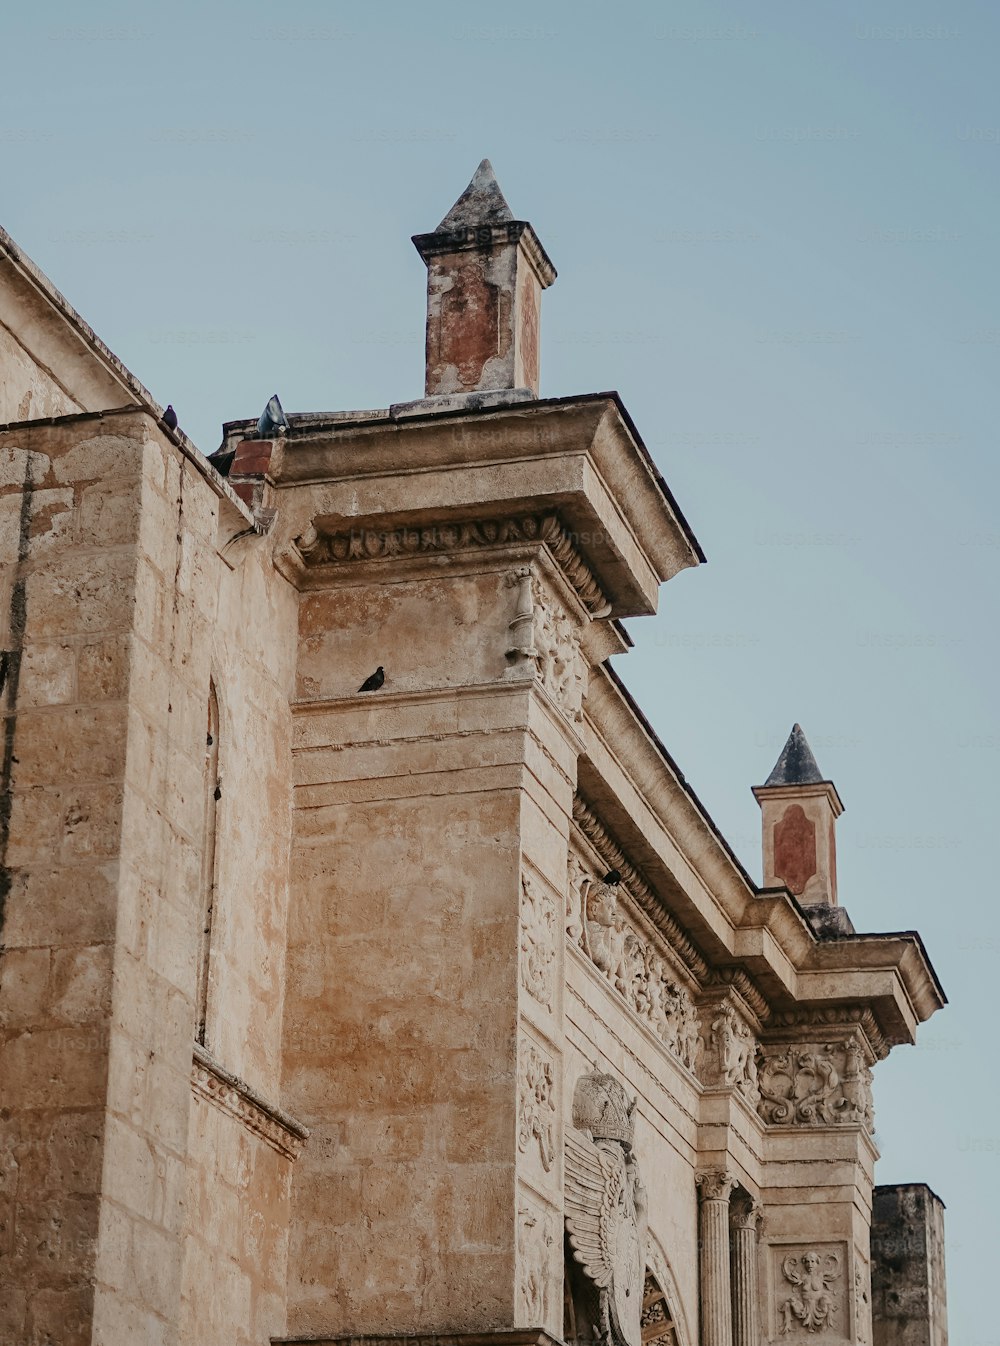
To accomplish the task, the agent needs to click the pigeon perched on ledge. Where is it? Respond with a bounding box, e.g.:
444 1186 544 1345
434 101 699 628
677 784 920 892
358 667 385 693
162 404 178 431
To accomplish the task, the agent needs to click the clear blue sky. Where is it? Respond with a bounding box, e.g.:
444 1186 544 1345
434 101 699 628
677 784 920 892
3 0 994 1334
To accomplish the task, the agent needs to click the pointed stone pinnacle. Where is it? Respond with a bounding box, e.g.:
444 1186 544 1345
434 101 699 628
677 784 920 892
436 159 515 232
763 723 825 787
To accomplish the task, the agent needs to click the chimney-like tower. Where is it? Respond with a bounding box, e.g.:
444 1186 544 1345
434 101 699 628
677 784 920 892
753 724 844 906
412 158 556 398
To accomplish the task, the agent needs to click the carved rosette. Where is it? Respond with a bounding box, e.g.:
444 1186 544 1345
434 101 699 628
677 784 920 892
756 1034 874 1131
698 1002 760 1106
520 873 557 1011
517 1197 557 1331
570 863 700 1072
517 1040 556 1173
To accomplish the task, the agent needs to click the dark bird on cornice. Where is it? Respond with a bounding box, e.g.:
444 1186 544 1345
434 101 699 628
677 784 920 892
162 404 178 431
256 393 290 439
603 869 622 886
358 667 385 693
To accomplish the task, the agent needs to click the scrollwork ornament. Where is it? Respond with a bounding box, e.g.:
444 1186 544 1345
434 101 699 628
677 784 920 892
520 873 557 1010
756 1034 874 1131
518 1042 556 1172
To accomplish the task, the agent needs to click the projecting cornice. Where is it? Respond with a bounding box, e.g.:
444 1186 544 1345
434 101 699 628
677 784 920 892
578 665 946 1049
262 392 704 619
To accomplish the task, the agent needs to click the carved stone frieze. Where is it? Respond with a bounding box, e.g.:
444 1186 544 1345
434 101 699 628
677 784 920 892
757 1035 874 1131
777 1248 844 1336
518 1040 556 1172
572 797 709 983
703 967 770 1025
293 511 612 614
517 1198 557 1330
570 866 699 1072
768 1007 889 1062
191 1044 308 1161
520 872 557 1011
699 1002 760 1104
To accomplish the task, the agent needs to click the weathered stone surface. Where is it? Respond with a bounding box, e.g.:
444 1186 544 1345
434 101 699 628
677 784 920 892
871 1185 948 1346
0 175 947 1346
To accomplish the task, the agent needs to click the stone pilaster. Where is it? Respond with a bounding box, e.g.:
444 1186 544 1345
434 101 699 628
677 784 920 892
696 1170 738 1346
730 1198 763 1346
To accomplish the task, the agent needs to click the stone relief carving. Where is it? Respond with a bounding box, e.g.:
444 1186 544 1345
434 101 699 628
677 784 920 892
566 854 587 948
294 511 611 614
641 1271 678 1346
534 584 586 722
520 872 557 1011
757 1036 874 1131
505 570 586 722
518 1041 556 1172
569 867 700 1072
699 1003 760 1105
565 1071 648 1346
517 1199 556 1328
779 1250 843 1335
855 1257 870 1343
769 1007 888 1062
572 797 709 982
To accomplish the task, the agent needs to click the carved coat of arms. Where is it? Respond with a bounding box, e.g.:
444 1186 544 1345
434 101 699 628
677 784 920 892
565 1071 648 1346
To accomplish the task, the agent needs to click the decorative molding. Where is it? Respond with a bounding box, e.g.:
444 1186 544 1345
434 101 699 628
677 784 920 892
698 1002 759 1105
572 796 709 983
778 1248 843 1336
730 1197 764 1234
569 866 699 1072
768 1007 888 1062
292 512 612 616
567 972 703 1112
645 1239 692 1346
518 1040 556 1172
520 872 558 1011
191 1043 308 1160
694 1170 738 1204
703 967 770 1025
757 1035 874 1131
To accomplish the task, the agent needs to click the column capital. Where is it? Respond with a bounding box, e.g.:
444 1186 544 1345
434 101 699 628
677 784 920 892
730 1196 764 1233
695 1169 738 1204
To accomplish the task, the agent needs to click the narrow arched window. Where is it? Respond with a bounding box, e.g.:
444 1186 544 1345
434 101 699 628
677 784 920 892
196 680 221 1045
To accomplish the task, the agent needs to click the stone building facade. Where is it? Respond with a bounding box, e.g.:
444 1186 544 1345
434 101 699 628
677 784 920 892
0 162 948 1346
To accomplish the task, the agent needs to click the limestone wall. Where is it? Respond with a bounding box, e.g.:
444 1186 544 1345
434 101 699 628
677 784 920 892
0 322 83 423
0 417 145 1343
0 410 300 1345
